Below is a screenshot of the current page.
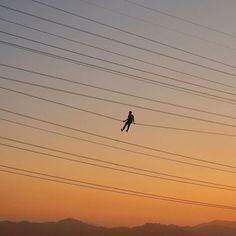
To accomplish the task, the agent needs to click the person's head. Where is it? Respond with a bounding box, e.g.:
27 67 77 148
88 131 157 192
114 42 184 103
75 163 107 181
129 111 132 114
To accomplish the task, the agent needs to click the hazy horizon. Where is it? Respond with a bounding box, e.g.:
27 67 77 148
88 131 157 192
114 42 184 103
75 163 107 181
1 217 236 228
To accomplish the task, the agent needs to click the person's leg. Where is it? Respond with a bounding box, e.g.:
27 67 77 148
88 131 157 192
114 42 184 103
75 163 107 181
121 122 128 131
126 122 131 132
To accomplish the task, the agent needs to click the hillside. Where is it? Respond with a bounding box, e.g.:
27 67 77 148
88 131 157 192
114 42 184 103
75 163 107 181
1 218 236 236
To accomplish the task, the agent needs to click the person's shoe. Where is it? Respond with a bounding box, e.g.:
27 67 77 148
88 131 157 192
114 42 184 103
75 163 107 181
126 130 128 132
121 129 123 131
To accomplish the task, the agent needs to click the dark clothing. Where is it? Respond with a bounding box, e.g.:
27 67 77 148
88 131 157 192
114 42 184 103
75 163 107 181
127 114 134 123
122 121 132 132
121 113 135 132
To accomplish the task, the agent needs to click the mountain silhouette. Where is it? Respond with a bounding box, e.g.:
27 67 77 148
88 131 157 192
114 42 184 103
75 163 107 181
195 220 236 228
1 218 236 236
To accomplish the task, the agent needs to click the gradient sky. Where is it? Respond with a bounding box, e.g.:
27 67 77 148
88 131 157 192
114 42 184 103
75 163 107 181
1 0 236 227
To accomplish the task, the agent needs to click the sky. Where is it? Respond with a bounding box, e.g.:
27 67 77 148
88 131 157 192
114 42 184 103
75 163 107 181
1 0 236 227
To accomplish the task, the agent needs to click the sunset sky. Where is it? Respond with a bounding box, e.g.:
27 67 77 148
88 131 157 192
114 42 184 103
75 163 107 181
1 0 236 227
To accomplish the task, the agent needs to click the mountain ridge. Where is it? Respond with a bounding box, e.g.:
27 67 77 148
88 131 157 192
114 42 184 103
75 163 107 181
195 219 236 228
1 218 236 236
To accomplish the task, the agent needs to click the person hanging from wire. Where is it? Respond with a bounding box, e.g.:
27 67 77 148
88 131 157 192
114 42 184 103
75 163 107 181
121 111 135 132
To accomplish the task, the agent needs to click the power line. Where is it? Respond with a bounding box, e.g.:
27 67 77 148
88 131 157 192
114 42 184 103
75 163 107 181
3 76 236 129
1 40 236 106
2 168 217 208
78 0 236 52
2 135 235 190
1 3 236 77
2 77 236 170
124 0 236 40
2 63 236 121
0 85 121 121
137 122 236 137
1 108 236 172
3 142 218 190
0 40 215 102
32 0 236 70
2 30 236 99
1 17 235 91
2 116 236 174
2 136 236 190
1 138 235 191
1 165 236 210
2 115 236 139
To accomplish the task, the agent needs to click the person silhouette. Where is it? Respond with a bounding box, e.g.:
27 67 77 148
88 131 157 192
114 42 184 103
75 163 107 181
121 111 135 132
